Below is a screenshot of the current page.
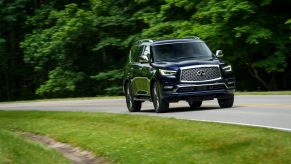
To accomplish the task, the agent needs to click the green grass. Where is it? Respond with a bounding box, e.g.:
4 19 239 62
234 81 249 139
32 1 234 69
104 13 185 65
236 91 291 95
0 129 70 164
0 111 291 163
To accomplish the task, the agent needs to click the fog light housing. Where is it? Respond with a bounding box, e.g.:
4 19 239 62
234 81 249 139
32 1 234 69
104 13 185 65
226 80 235 88
227 81 235 85
164 86 174 90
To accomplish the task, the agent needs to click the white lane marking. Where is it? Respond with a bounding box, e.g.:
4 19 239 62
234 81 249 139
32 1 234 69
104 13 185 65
240 103 291 108
183 118 291 132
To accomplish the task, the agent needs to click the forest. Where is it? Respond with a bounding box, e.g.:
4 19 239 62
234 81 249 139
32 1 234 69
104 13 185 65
0 0 291 101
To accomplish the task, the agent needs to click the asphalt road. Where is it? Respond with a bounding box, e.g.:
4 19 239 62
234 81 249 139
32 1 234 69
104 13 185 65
0 95 291 132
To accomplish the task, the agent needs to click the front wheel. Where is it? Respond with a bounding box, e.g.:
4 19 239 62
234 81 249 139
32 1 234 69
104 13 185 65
125 83 142 112
152 82 169 113
218 95 234 108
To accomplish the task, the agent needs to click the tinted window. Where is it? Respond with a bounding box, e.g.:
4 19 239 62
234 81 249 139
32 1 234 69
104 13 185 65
152 42 213 62
142 46 150 56
137 45 144 57
130 45 144 62
129 46 137 62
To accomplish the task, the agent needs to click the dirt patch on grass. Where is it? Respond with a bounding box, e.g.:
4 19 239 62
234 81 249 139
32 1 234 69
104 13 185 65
18 132 109 164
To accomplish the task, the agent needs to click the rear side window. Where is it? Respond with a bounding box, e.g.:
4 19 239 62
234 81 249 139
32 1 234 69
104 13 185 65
137 45 145 58
129 46 138 62
142 46 150 56
130 45 144 62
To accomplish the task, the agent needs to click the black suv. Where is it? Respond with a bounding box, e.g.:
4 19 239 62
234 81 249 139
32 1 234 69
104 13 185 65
123 38 235 113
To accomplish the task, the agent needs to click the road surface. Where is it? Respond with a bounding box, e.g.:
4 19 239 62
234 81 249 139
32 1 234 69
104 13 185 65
0 95 290 132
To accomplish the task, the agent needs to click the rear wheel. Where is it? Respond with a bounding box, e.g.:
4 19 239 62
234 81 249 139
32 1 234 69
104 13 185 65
218 95 234 108
152 82 169 113
125 82 141 112
188 101 202 109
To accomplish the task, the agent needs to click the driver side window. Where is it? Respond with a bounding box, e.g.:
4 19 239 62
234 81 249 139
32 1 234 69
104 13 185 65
142 46 150 56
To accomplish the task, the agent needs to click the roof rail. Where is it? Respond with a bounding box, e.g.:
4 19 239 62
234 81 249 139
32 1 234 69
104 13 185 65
137 39 154 44
183 36 200 40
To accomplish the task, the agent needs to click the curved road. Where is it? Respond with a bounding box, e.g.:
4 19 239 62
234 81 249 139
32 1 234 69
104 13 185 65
0 95 290 132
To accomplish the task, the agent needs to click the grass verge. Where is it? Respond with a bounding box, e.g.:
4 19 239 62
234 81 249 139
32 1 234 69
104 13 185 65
0 129 70 164
236 91 291 95
0 111 291 163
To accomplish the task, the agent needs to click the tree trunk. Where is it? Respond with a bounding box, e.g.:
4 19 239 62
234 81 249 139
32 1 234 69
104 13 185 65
246 63 270 91
269 74 278 90
102 49 107 64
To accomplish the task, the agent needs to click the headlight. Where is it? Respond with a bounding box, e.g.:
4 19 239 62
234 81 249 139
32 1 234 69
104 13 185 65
159 69 177 77
223 65 232 72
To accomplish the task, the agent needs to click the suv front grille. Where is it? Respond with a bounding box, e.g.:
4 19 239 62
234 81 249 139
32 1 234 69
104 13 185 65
180 66 221 82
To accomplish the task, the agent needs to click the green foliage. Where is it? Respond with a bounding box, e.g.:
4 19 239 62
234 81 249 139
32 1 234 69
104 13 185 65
286 19 291 39
91 69 124 95
104 86 123 95
0 0 39 101
1 0 291 100
20 0 145 96
91 69 123 81
254 51 287 73
36 67 85 96
22 3 94 68
234 24 273 44
93 38 122 51
141 0 291 90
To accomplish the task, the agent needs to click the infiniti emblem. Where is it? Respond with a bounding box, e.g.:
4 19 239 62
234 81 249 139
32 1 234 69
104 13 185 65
197 70 206 76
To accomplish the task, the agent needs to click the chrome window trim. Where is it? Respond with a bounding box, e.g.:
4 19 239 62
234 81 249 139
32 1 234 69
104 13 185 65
174 83 228 92
152 41 202 46
180 65 222 83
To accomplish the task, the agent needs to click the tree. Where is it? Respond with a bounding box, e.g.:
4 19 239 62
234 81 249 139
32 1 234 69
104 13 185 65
0 0 37 101
140 0 291 90
21 0 153 97
1 0 291 101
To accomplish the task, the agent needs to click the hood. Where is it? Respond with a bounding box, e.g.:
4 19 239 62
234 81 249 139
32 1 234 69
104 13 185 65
151 59 221 71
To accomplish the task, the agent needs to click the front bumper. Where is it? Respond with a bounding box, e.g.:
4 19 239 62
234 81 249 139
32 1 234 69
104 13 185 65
160 80 235 102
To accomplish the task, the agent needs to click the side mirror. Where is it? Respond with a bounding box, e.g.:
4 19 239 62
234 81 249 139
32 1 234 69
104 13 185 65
139 55 149 63
215 50 223 58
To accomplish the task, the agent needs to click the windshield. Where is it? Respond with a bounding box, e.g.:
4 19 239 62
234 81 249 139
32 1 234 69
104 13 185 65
152 42 213 62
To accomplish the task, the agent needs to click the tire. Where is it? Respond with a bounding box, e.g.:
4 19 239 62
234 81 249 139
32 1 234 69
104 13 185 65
218 95 234 108
188 101 202 109
125 82 142 112
152 82 169 113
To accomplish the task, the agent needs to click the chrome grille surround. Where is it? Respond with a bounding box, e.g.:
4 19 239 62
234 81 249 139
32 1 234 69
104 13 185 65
180 65 222 82
174 83 228 92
